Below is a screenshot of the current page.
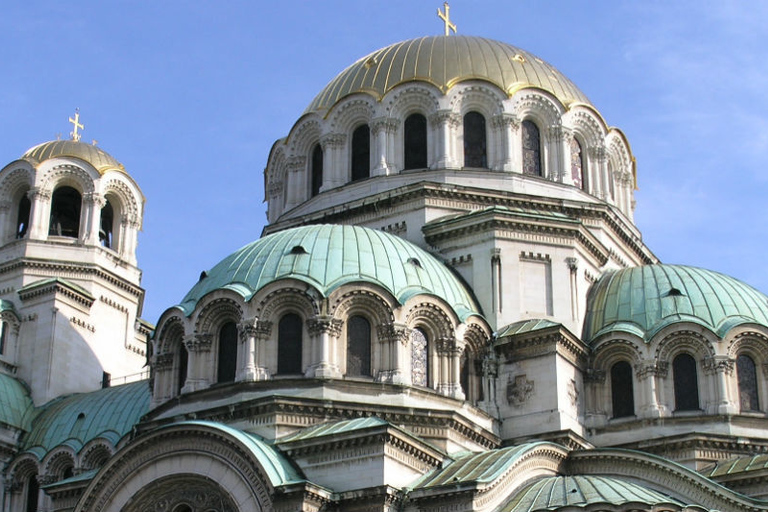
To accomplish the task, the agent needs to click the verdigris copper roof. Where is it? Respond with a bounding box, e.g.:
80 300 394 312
701 454 768 479
583 265 768 343
499 475 695 511
496 319 560 338
178 224 481 321
22 140 125 175
0 373 34 431
305 35 590 115
21 381 149 457
278 417 389 443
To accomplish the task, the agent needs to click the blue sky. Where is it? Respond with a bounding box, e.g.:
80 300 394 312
2 1 767 323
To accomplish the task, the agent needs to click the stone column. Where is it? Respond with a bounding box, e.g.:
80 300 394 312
284 156 307 210
371 117 398 176
637 360 667 418
591 144 607 200
704 356 736 414
320 133 347 189
83 192 105 246
375 322 409 384
583 368 607 427
307 316 342 378
0 200 11 242
490 113 518 172
238 318 271 381
547 125 568 182
436 337 465 399
27 187 51 239
182 333 212 393
151 352 174 406
429 110 461 169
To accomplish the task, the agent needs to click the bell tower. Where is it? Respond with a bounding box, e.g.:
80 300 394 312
0 115 148 405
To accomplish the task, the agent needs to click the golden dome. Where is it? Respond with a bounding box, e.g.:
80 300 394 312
305 35 591 114
21 140 125 175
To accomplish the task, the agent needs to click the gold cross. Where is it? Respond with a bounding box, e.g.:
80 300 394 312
69 109 84 142
437 2 457 36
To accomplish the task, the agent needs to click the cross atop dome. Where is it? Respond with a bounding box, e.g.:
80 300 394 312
69 108 84 142
437 2 457 36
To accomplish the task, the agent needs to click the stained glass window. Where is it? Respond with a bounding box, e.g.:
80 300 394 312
463 112 487 168
611 361 634 418
673 353 699 411
311 144 323 197
411 328 428 387
278 313 303 374
217 321 238 383
351 124 370 181
570 137 584 189
737 354 760 411
522 120 541 176
347 315 371 376
404 113 428 170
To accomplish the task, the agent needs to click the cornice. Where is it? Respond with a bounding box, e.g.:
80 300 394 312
496 326 589 368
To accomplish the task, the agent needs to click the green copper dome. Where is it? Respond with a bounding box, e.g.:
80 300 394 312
583 264 768 343
0 373 34 432
305 35 590 115
178 224 481 321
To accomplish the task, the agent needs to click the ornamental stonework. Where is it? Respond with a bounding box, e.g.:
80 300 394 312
507 374 534 407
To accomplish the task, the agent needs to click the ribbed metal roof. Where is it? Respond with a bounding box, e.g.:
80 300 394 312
21 381 149 456
583 265 768 343
178 224 481 321
496 319 560 338
278 417 389 444
0 373 34 431
304 35 590 115
701 454 768 479
499 475 691 511
22 140 125 175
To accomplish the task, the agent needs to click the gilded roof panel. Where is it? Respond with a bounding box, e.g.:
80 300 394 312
304 36 590 114
22 140 125 175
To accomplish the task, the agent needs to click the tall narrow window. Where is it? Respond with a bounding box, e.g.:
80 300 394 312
570 137 584 189
49 186 81 238
217 322 238 383
351 125 370 181
278 313 303 374
25 473 39 512
346 315 371 377
100 199 114 248
16 194 30 238
463 112 487 168
610 361 635 418
411 328 428 387
311 144 323 197
177 342 188 394
673 353 700 411
607 161 616 200
737 354 759 411
460 350 470 398
404 113 428 170
0 321 6 355
522 120 542 176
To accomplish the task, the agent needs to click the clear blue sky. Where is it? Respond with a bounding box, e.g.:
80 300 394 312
2 1 767 323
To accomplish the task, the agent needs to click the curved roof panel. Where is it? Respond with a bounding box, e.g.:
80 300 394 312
0 373 34 431
22 140 125 175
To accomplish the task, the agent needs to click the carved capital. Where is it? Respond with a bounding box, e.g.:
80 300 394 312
585 368 606 383
703 356 735 375
547 125 566 142
429 110 461 128
0 200 11 212
320 133 346 149
153 352 174 371
566 256 579 274
238 318 271 341
491 113 520 130
184 333 213 352
286 156 307 173
307 316 343 337
636 360 668 378
370 116 399 135
377 322 410 345
29 186 51 201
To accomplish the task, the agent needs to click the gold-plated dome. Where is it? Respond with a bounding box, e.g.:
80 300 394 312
305 35 591 114
21 140 125 175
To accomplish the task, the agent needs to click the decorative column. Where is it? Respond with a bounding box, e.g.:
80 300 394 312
284 156 306 210
83 192 105 246
370 117 398 176
237 318 271 382
637 360 667 418
0 200 11 242
375 322 409 384
547 125 567 182
429 110 461 169
590 144 607 200
566 257 579 322
151 352 174 406
320 133 347 189
583 368 607 427
436 336 465 399
307 316 342 378
182 333 212 393
490 113 519 172
490 248 502 317
27 187 51 239
704 356 736 415
120 215 141 265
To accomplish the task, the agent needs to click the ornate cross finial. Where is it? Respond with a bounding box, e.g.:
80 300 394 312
69 109 84 142
437 2 457 36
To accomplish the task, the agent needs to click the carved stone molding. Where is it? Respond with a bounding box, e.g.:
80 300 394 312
307 316 343 337
184 333 212 352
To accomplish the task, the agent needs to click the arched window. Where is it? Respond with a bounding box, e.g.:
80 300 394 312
278 313 303 374
217 322 238 383
460 350 482 402
463 112 487 168
25 473 39 512
737 354 760 411
351 125 370 181
404 113 428 170
100 199 114 248
610 361 635 418
411 328 428 387
0 321 6 355
346 315 371 377
311 144 323 197
522 120 542 176
570 137 584 189
49 186 82 238
16 194 30 238
673 353 700 411
177 342 188 394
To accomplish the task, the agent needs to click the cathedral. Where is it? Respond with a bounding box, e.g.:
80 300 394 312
3 10 768 512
